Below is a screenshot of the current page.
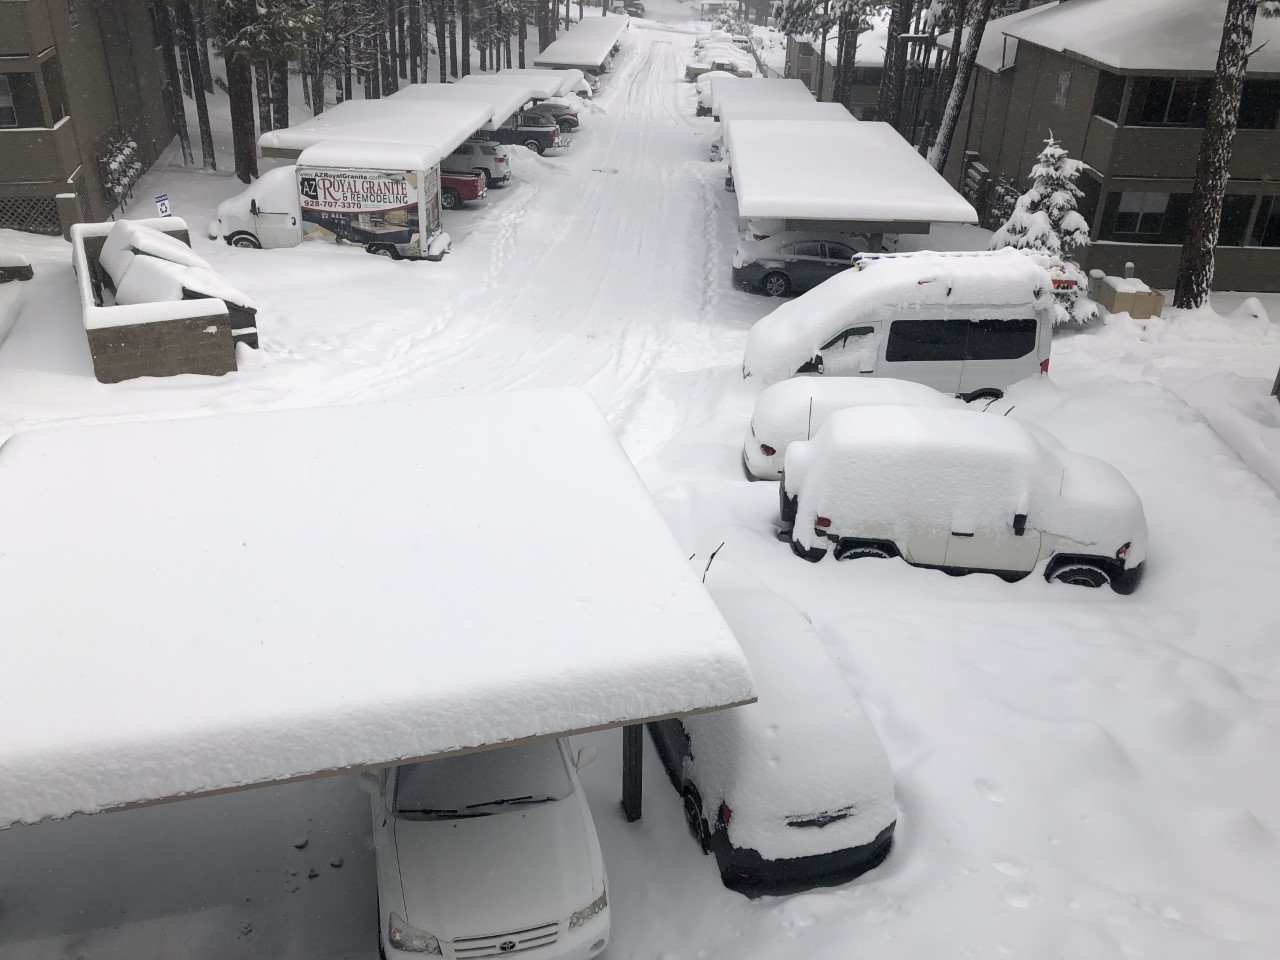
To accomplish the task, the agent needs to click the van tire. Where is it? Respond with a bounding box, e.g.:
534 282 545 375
681 786 712 854
1046 560 1111 589
525 139 545 154
441 188 461 210
229 232 261 249
961 387 1004 403
834 540 898 561
762 272 791 297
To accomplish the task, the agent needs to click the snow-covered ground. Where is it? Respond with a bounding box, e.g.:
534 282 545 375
3 1 1280 957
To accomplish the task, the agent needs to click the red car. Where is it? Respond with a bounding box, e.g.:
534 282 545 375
441 171 486 210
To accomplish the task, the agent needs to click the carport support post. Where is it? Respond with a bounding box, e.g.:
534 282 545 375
621 724 643 822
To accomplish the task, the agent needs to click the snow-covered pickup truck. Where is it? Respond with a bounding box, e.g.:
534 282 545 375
483 113 569 156
440 171 486 210
686 59 753 81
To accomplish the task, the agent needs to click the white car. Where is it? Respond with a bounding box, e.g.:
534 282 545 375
364 739 610 960
778 406 1148 593
208 165 301 249
742 249 1056 400
745 377 963 480
648 587 897 894
443 139 512 187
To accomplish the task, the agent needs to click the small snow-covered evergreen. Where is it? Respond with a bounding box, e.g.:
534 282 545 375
989 136 1097 325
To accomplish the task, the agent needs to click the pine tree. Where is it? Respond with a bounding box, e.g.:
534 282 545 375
927 0 994 171
989 136 1097 325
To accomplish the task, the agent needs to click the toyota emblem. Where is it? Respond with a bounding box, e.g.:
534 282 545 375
499 942 517 953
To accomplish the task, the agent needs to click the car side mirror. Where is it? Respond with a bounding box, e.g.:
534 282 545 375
356 770 381 794
1013 513 1027 536
249 198 259 216
575 745 598 770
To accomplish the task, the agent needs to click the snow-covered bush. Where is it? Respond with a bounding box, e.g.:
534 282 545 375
989 136 1098 326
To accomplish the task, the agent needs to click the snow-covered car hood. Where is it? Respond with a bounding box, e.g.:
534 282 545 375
392 796 603 940
1042 449 1148 565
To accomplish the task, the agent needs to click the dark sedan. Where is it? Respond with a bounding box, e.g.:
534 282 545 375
731 232 865 297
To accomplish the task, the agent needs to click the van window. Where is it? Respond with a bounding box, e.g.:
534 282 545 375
885 319 967 362
821 325 875 351
965 318 1037 360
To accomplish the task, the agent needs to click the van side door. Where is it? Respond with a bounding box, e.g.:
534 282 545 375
957 317 1041 394
881 318 966 394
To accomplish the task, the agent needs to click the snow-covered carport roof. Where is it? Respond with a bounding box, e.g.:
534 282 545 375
711 77 814 118
392 82 537 131
726 119 978 233
718 100 853 126
534 17 629 71
0 389 756 828
460 70 568 101
257 99 493 160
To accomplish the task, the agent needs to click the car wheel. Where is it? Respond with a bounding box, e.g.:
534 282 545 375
834 541 896 561
681 786 712 854
762 272 791 297
1047 561 1111 589
441 188 461 210
229 232 261 249
558 118 574 133
524 139 544 154
472 168 488 188
368 244 397 259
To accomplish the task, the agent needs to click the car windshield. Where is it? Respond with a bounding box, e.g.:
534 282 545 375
393 740 573 820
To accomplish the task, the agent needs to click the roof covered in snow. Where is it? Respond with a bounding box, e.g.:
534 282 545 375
937 2 1058 73
743 250 1053 384
257 99 493 160
726 120 977 226
718 99 852 127
711 77 813 116
460 70 569 100
297 140 439 173
0 390 756 827
391 82 536 130
534 17 629 70
1003 0 1280 75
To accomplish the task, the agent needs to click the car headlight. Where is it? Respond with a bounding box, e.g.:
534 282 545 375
388 912 442 954
568 888 608 929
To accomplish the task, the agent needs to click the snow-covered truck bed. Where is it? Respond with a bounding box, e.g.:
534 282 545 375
0 389 755 828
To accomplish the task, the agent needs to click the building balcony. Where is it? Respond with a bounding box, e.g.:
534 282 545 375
0 117 80 183
0 1 56 57
1084 114 1280 182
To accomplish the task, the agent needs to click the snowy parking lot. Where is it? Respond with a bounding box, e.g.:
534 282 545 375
3 3 1280 959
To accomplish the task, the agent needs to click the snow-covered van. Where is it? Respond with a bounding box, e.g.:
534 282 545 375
649 587 897 894
742 249 1056 400
209 143 451 261
778 406 1148 593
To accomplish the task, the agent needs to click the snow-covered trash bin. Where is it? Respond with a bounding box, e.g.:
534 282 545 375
648 586 897 894
777 405 1148 594
71 218 238 384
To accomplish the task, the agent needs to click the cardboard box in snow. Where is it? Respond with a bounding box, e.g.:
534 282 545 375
1099 276 1165 320
70 218 243 384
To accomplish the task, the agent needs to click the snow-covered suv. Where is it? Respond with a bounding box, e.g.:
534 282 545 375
443 139 511 187
777 405 1148 593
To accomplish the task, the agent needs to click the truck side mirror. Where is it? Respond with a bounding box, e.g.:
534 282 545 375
575 745 598 769
249 198 259 216
356 770 381 794
1013 513 1027 536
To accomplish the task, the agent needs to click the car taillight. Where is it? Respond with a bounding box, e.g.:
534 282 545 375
495 156 507 163
1116 541 1131 559
815 516 831 528
719 801 733 825
760 444 776 457
1040 358 1050 374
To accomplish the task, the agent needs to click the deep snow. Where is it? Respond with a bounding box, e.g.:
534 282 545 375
2 1 1280 957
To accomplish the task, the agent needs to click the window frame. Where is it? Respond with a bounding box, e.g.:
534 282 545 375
820 324 877 352
884 318 969 364
0 76 15 128
1114 191 1170 235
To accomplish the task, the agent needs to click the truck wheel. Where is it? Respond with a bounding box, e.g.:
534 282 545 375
441 188 461 210
762 272 790 297
524 139 545 155
229 232 261 249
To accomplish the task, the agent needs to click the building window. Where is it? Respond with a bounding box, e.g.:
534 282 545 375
1126 77 1210 127
1219 194 1254 247
0 73 45 127
1115 191 1170 234
1092 71 1125 122
1248 196 1280 247
1239 80 1280 130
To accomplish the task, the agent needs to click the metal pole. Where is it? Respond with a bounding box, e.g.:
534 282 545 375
621 724 643 822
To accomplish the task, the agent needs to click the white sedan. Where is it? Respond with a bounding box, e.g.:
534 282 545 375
364 739 610 960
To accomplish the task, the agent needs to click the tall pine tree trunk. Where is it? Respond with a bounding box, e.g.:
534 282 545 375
518 14 527 68
255 61 273 131
176 0 215 169
449 0 459 77
227 54 257 182
272 60 290 127
1173 0 1259 309
435 0 449 80
927 0 994 172
409 0 422 82
177 25 195 98
877 0 910 127
159 6 194 166
194 0 214 93
384 1 400 92
398 2 409 79
461 0 471 76
310 49 325 113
